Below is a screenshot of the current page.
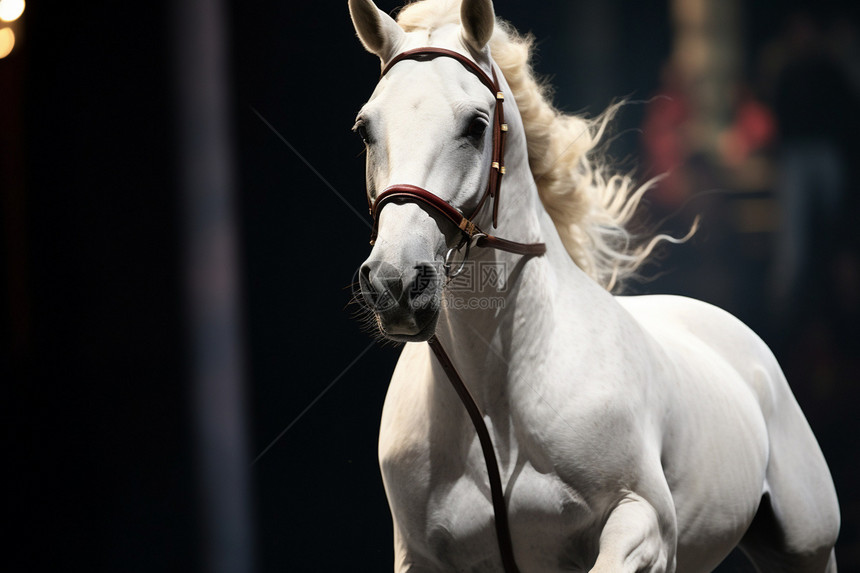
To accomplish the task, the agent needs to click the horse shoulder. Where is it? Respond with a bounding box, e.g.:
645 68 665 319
515 316 668 495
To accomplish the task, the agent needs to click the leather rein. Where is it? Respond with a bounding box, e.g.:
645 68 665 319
366 47 548 573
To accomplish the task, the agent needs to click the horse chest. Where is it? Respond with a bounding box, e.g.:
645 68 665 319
414 458 597 571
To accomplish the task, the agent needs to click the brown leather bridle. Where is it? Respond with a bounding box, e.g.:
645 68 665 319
364 47 547 573
367 47 546 262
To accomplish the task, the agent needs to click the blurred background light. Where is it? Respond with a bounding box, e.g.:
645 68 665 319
0 27 14 58
0 0 25 23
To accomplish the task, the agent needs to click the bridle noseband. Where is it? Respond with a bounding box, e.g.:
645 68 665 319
367 47 546 266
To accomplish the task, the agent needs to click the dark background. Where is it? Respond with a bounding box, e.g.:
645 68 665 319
3 0 858 571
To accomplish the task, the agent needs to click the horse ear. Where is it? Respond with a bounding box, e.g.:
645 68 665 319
348 0 405 60
460 0 495 51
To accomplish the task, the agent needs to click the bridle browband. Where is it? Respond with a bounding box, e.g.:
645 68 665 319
365 47 546 573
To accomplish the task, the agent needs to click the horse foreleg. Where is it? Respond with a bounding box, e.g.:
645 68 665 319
589 492 676 573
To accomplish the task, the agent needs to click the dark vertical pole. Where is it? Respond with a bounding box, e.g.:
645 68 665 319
173 1 255 572
0 22 29 363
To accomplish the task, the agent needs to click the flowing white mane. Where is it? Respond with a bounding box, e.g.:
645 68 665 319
397 0 678 290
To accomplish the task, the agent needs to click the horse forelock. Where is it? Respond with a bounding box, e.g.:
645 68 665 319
396 0 461 33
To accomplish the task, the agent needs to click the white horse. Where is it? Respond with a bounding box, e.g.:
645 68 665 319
349 0 840 571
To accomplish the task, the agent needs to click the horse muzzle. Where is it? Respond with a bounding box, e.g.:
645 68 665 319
359 259 441 341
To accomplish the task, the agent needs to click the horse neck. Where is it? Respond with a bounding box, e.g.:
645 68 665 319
432 70 597 404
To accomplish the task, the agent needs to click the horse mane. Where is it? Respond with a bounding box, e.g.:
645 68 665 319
397 0 684 291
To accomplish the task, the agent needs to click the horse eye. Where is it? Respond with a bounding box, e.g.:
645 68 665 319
354 122 371 145
466 117 488 140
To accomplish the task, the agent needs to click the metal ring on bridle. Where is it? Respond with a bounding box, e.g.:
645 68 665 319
443 238 470 279
443 233 488 279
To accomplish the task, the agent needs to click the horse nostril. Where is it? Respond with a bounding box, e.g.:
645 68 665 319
360 260 406 312
359 261 382 309
360 263 372 290
410 263 438 306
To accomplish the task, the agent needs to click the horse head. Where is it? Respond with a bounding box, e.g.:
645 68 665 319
350 0 501 342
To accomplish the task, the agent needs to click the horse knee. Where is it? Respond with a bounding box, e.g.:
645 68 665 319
590 493 675 573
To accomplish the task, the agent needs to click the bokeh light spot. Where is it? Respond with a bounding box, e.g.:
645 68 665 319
0 27 14 58
0 0 25 23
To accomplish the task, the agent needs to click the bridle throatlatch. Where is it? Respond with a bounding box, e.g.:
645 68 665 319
365 47 551 573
